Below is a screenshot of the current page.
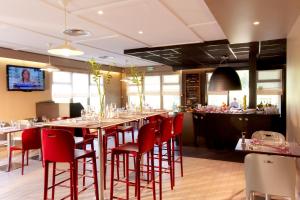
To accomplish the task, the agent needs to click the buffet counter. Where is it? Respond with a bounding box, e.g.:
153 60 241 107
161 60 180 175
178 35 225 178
182 111 283 149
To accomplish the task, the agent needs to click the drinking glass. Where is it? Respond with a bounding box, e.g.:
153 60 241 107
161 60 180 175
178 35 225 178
0 121 4 129
42 116 47 123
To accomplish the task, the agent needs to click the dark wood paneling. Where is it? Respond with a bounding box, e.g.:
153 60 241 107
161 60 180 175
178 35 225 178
249 42 259 108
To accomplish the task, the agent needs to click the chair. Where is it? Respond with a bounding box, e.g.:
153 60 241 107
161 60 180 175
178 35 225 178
81 126 119 190
172 112 184 183
244 153 296 200
42 128 99 200
117 124 135 144
252 131 285 144
8 127 41 175
155 117 174 200
110 123 156 200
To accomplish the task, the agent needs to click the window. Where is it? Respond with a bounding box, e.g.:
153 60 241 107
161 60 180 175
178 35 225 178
207 70 249 107
162 75 180 110
257 69 282 112
52 72 72 103
127 76 142 109
52 72 103 110
126 74 181 110
72 73 89 108
144 76 161 109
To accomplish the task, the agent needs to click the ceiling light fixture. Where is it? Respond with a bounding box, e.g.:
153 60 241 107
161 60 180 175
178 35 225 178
48 1 84 57
41 53 60 72
138 30 143 34
97 10 104 15
253 21 260 26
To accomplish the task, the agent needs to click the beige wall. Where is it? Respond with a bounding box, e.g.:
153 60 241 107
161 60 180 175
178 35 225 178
0 62 51 121
287 15 300 142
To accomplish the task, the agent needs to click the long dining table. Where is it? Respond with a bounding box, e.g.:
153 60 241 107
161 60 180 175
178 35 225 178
43 110 168 200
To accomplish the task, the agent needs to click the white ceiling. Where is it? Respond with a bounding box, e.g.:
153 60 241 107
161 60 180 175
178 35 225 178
205 0 300 44
0 0 226 67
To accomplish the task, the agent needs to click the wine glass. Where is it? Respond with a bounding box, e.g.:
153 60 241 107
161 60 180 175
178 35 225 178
33 117 38 125
0 121 4 129
42 116 47 123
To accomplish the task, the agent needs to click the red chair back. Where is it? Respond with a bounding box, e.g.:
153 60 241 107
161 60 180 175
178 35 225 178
105 126 117 134
138 123 155 154
160 117 173 142
148 115 164 130
22 127 41 150
173 112 184 136
42 128 75 163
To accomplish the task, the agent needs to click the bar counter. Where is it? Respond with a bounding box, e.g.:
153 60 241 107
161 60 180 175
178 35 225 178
182 111 283 149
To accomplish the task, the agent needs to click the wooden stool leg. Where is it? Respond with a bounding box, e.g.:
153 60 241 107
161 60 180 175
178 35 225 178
147 152 150 184
131 128 135 142
179 135 183 177
172 137 176 187
122 132 126 177
74 161 78 200
126 153 129 200
92 154 99 200
158 146 162 200
103 136 107 190
136 156 141 200
151 150 156 200
167 141 173 189
70 163 74 200
43 161 49 200
52 162 56 199
26 150 29 166
21 151 25 175
110 152 115 200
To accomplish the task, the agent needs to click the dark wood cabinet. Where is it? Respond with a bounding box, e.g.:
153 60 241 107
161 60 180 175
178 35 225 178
192 112 282 149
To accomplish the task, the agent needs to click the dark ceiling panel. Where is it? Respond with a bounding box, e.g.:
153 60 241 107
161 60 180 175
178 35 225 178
124 39 286 69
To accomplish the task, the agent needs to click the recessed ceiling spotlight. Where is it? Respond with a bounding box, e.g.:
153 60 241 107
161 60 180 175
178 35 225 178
108 56 115 59
138 30 143 34
97 10 104 15
253 21 260 26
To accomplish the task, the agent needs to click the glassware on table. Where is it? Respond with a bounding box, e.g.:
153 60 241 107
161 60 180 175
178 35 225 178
0 121 5 129
42 116 48 123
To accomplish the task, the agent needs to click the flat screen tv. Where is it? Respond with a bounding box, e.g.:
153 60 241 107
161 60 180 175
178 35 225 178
6 65 45 91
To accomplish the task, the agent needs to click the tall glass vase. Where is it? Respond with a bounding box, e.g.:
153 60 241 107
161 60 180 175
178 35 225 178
99 93 105 119
138 94 143 113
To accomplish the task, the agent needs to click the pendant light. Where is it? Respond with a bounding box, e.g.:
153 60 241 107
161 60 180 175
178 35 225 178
208 56 242 92
41 55 60 72
208 67 242 91
48 1 84 57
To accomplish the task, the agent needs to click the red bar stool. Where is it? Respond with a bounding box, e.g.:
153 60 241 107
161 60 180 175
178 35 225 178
41 128 99 200
172 112 184 186
117 125 135 144
154 117 174 200
103 126 120 189
8 127 42 175
110 123 156 200
81 126 120 190
148 115 163 133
